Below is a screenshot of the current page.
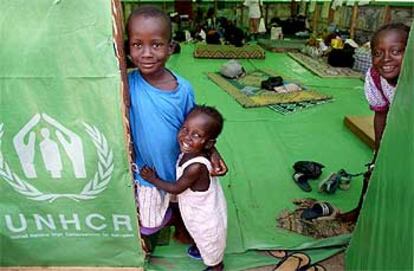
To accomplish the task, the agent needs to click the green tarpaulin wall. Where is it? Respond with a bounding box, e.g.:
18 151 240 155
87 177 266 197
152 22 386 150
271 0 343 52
345 25 414 271
0 0 144 268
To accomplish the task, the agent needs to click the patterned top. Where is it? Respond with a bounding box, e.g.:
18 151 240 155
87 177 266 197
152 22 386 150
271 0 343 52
364 67 396 112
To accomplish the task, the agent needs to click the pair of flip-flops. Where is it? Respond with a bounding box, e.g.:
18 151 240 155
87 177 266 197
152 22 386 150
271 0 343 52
300 201 338 221
292 161 325 192
270 251 326 271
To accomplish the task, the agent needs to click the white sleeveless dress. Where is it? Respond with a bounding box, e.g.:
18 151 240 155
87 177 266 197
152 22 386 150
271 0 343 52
176 155 227 266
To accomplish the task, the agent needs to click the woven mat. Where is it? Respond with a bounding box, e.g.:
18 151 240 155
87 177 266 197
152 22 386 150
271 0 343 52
288 52 362 78
194 44 265 59
277 198 355 239
268 99 332 115
257 39 306 53
207 69 332 108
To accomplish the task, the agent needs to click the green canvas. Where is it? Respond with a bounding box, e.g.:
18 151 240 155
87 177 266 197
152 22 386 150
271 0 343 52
143 44 374 270
0 0 144 268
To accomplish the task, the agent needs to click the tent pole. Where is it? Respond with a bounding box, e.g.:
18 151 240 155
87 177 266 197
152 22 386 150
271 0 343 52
350 4 358 39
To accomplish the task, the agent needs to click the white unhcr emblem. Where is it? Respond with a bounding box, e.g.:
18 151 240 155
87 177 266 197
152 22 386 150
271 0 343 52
14 114 87 179
0 114 114 202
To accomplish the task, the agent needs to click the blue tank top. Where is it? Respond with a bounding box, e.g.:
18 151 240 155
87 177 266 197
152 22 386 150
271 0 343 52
128 70 195 187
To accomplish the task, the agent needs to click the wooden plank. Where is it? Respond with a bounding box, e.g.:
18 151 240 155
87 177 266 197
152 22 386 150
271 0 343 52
290 0 298 17
384 5 392 24
311 3 320 33
328 4 335 24
349 4 358 39
111 0 137 182
344 115 375 149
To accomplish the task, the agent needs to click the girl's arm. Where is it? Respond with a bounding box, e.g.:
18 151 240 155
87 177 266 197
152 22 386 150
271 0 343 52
140 165 203 194
209 147 228 176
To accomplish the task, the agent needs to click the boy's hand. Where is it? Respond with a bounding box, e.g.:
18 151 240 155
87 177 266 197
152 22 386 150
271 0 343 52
139 166 157 182
210 150 228 176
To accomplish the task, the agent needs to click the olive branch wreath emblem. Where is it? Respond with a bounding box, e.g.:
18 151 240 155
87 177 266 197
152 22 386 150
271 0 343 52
0 122 114 202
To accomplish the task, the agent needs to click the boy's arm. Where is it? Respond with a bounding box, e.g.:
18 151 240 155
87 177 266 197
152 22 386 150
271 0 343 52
209 147 228 176
139 165 202 195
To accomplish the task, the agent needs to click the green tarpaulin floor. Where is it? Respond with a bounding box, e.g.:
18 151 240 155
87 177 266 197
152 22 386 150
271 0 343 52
146 44 372 270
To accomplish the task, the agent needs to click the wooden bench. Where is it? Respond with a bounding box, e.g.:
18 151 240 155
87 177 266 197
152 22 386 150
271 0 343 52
344 115 374 149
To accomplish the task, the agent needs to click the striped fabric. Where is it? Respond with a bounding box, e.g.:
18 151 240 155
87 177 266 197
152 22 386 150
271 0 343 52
136 182 170 229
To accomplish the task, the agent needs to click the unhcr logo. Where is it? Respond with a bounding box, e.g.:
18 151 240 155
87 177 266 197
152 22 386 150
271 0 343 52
0 113 114 202
4 213 133 236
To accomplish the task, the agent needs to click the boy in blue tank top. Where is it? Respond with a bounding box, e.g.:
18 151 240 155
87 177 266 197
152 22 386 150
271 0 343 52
127 5 227 250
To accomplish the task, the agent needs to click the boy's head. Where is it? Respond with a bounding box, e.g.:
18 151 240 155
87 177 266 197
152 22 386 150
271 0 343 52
127 6 173 76
178 105 224 154
370 23 410 84
127 5 172 41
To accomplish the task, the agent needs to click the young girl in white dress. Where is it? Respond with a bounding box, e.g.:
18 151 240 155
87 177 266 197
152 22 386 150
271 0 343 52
140 105 227 271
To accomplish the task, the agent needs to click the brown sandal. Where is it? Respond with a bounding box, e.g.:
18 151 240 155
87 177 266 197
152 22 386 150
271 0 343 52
303 264 326 271
273 252 311 271
268 250 288 259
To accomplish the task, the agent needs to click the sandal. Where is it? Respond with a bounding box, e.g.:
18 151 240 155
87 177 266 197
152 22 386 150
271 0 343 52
273 252 310 271
301 202 338 221
302 264 326 271
318 173 340 194
268 250 287 259
293 173 312 192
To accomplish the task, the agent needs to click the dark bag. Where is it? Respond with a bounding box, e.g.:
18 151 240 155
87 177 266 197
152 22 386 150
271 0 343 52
261 76 284 90
327 44 355 68
224 25 245 47
206 30 221 45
